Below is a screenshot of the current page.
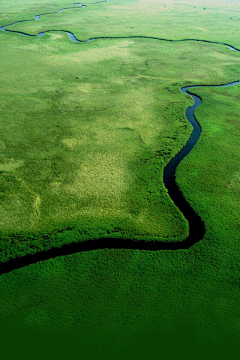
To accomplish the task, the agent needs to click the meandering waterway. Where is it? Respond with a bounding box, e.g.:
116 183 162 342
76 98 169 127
0 1 239 274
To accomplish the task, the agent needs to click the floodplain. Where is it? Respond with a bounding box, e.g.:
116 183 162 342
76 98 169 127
0 0 239 355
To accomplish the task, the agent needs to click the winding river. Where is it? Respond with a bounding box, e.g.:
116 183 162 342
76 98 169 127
0 1 239 274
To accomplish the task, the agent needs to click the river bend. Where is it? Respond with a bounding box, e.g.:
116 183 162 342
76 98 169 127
0 1 239 274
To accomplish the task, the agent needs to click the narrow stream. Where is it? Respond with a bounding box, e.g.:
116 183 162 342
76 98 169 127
0 1 239 52
0 1 239 273
163 81 240 245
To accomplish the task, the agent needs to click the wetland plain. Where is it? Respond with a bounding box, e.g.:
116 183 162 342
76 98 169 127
0 0 239 356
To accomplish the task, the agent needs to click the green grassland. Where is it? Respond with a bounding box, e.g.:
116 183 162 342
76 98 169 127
0 0 94 24
0 84 239 356
177 85 240 247
4 0 240 49
0 0 239 355
1 29 239 261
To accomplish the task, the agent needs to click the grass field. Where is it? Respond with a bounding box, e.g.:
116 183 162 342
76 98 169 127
0 0 239 356
3 0 240 48
0 31 239 260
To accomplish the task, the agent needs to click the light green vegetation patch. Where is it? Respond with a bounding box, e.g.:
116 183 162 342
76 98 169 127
0 25 239 261
5 0 240 49
0 174 39 232
1 0 240 261
0 0 94 26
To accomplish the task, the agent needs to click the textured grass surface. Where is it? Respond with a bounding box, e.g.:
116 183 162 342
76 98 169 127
4 0 240 49
0 29 239 260
177 85 240 245
0 0 239 354
0 83 239 355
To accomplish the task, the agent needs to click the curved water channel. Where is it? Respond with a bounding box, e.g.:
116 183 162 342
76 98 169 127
0 1 239 274
0 0 239 51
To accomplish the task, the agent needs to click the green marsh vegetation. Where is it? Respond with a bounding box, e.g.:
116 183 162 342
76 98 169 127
5 0 240 48
0 31 239 260
0 0 239 354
